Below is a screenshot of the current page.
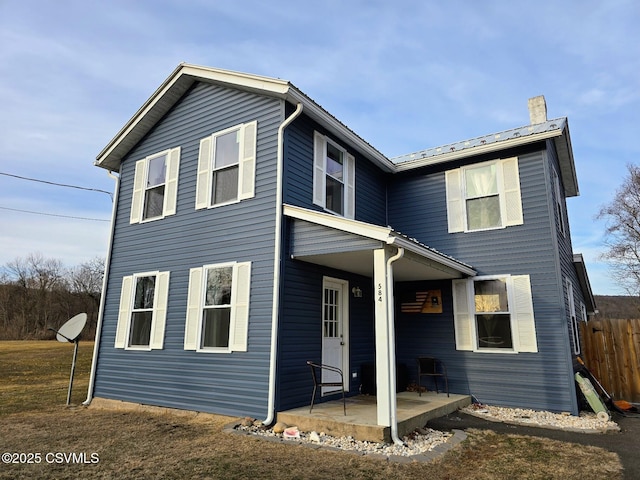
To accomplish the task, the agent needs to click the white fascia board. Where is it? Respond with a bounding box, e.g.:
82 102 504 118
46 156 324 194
180 63 290 97
283 204 392 241
286 89 396 173
96 64 291 171
390 236 476 277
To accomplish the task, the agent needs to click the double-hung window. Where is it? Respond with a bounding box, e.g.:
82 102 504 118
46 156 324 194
566 278 580 355
445 157 523 233
313 131 355 219
196 121 257 209
130 148 181 223
452 275 537 353
553 167 567 237
184 262 251 352
115 271 170 350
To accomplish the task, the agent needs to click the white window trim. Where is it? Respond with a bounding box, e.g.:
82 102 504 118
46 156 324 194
114 271 170 351
553 167 566 237
195 121 257 210
184 261 251 353
445 157 523 233
313 131 355 219
452 274 538 354
566 277 580 355
130 147 181 224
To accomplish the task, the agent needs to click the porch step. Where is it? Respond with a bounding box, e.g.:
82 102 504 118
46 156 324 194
277 392 471 443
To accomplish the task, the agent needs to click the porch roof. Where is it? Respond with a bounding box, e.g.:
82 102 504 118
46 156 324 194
284 204 476 281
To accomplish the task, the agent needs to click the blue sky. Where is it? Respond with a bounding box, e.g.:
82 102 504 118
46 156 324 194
0 0 638 295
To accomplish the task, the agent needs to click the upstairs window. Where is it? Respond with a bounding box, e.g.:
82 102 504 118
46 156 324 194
553 167 567 237
445 157 523 233
130 148 181 224
114 271 170 350
465 163 501 230
313 131 355 219
196 121 257 210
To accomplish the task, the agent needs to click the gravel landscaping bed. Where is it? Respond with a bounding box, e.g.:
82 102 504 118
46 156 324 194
461 404 620 432
232 419 456 458
231 404 619 460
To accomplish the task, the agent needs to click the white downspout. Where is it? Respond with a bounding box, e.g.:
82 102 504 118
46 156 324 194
83 170 120 405
386 246 405 446
263 102 303 425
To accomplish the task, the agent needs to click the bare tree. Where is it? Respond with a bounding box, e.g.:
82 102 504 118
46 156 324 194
68 257 104 334
0 253 103 339
598 164 640 296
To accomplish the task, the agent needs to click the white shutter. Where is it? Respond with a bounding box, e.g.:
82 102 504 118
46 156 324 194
452 279 473 350
150 271 170 350
345 153 355 219
184 267 203 350
512 275 538 353
130 160 146 224
445 169 465 233
230 262 251 352
313 131 326 207
238 121 257 200
501 157 524 227
115 276 133 348
195 137 212 210
164 148 180 216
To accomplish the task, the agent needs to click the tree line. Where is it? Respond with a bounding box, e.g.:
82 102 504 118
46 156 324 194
0 253 103 340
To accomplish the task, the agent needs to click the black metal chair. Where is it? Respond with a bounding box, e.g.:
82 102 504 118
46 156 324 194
306 361 346 415
417 356 449 397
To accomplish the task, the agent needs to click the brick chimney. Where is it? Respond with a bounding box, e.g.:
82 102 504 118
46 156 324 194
528 95 547 124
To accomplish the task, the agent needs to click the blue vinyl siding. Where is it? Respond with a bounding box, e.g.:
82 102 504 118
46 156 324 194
388 144 579 413
283 115 388 225
94 82 283 418
276 250 374 411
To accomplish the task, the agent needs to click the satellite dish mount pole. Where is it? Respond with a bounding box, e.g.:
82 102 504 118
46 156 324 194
48 313 87 406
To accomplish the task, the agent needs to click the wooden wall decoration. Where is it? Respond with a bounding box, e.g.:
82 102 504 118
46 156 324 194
401 290 442 314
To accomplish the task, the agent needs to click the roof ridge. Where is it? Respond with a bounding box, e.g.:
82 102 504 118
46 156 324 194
391 117 567 164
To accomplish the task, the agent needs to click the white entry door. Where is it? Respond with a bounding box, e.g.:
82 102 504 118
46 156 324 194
321 277 349 395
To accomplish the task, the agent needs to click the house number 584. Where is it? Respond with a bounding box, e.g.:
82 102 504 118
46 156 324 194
377 283 383 302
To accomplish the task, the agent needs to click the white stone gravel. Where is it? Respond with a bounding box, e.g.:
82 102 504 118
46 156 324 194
461 404 620 432
233 404 619 459
235 422 453 457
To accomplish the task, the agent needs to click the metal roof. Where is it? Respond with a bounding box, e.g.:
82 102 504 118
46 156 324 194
391 118 567 164
389 117 578 197
95 63 579 197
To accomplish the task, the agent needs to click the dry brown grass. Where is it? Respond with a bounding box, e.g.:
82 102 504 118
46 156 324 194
0 341 623 480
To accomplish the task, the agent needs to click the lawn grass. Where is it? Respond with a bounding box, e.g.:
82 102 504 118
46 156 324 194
0 341 623 480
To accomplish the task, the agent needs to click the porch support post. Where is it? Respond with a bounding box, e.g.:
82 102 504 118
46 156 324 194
373 246 394 427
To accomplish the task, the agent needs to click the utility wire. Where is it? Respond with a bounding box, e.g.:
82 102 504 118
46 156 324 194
0 171 113 201
0 206 110 222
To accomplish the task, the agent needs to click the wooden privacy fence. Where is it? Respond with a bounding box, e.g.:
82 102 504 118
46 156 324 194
580 318 640 403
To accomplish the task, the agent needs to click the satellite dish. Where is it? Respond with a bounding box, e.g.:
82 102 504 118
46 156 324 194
55 313 87 343
48 313 88 406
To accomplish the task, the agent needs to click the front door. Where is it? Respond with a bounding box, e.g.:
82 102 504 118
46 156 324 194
321 277 349 395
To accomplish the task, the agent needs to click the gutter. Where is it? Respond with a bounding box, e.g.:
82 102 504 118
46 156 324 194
83 170 120 405
263 102 304 425
386 247 405 446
